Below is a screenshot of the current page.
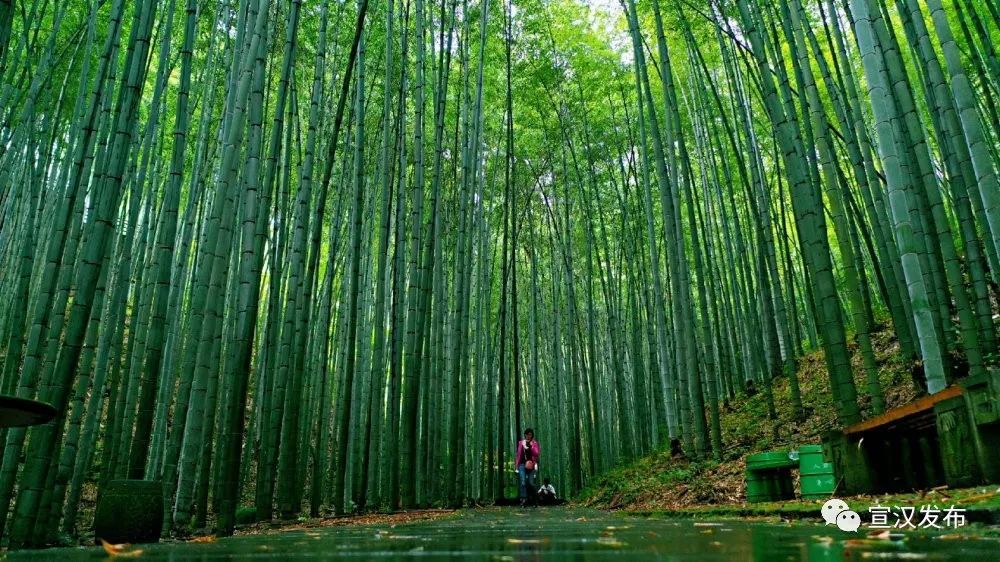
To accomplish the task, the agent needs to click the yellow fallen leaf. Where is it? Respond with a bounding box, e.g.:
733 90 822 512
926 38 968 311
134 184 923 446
100 538 144 558
188 535 217 543
506 538 546 545
936 533 980 540
596 536 626 547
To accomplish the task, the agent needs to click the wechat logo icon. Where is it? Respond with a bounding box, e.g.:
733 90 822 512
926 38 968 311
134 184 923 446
822 498 861 532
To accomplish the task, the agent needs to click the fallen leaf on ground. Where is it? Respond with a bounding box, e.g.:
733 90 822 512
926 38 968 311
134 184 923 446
812 535 834 545
866 530 905 541
596 536 626 547
957 491 997 503
385 534 420 540
507 538 547 545
846 538 911 548
100 538 144 558
188 535 217 543
936 533 982 540
868 530 891 539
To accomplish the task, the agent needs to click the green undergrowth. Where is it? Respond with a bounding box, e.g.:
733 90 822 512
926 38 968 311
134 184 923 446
576 327 921 512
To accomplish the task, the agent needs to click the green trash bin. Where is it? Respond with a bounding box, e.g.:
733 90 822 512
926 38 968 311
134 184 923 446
746 451 797 470
746 469 775 503
746 451 796 503
774 469 795 500
798 444 837 499
746 467 794 503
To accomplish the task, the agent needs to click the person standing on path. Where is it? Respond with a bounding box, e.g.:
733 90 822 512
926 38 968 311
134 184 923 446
515 428 540 506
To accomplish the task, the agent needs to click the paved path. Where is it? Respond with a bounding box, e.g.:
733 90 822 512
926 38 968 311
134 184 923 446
6 507 998 560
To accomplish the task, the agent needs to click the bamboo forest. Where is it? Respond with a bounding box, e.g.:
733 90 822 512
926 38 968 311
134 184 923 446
1 0 1000 558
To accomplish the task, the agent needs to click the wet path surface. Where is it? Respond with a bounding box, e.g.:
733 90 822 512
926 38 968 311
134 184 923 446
6 507 998 560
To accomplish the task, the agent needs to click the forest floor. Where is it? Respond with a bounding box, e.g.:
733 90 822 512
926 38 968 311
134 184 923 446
66 497 457 545
231 508 458 536
575 326 1000 523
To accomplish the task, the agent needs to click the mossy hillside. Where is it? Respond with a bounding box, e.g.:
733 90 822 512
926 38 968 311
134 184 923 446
577 327 920 511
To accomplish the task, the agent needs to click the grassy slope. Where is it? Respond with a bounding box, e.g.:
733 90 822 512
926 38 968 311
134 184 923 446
576 327 924 511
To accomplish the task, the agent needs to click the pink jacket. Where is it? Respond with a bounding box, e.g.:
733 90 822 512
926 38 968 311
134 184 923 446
515 439 540 468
